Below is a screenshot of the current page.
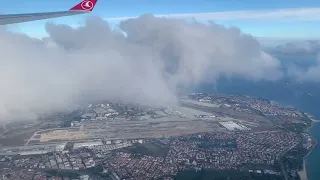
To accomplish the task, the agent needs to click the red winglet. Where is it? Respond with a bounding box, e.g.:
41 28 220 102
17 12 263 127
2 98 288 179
70 0 98 12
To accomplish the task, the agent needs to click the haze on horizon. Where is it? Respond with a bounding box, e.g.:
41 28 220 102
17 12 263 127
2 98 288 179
0 14 320 122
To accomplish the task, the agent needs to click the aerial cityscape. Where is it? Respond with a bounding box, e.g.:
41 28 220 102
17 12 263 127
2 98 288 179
0 93 315 180
2 0 320 180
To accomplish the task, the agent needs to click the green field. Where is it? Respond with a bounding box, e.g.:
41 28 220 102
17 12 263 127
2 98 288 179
121 142 169 157
0 130 36 146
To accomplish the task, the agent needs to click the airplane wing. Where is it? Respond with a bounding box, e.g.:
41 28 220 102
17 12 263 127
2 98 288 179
0 0 98 25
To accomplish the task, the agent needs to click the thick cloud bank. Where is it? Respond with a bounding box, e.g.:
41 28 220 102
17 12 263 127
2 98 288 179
0 15 282 121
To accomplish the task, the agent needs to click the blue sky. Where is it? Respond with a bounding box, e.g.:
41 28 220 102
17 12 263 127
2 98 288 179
3 0 320 44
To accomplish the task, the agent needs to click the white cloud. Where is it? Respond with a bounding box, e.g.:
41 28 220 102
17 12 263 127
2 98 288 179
290 54 320 82
104 7 320 21
0 15 283 121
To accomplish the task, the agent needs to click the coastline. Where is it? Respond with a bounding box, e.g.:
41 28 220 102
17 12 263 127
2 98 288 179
305 113 320 122
298 114 319 180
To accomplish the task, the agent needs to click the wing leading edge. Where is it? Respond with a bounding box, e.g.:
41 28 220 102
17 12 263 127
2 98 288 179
0 0 98 25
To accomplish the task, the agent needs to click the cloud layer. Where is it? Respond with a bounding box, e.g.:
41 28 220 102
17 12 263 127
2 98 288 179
290 54 320 82
105 8 320 22
268 40 320 55
264 40 320 82
0 15 283 121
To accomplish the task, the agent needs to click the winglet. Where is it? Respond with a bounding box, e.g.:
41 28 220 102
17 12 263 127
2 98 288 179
70 0 98 12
